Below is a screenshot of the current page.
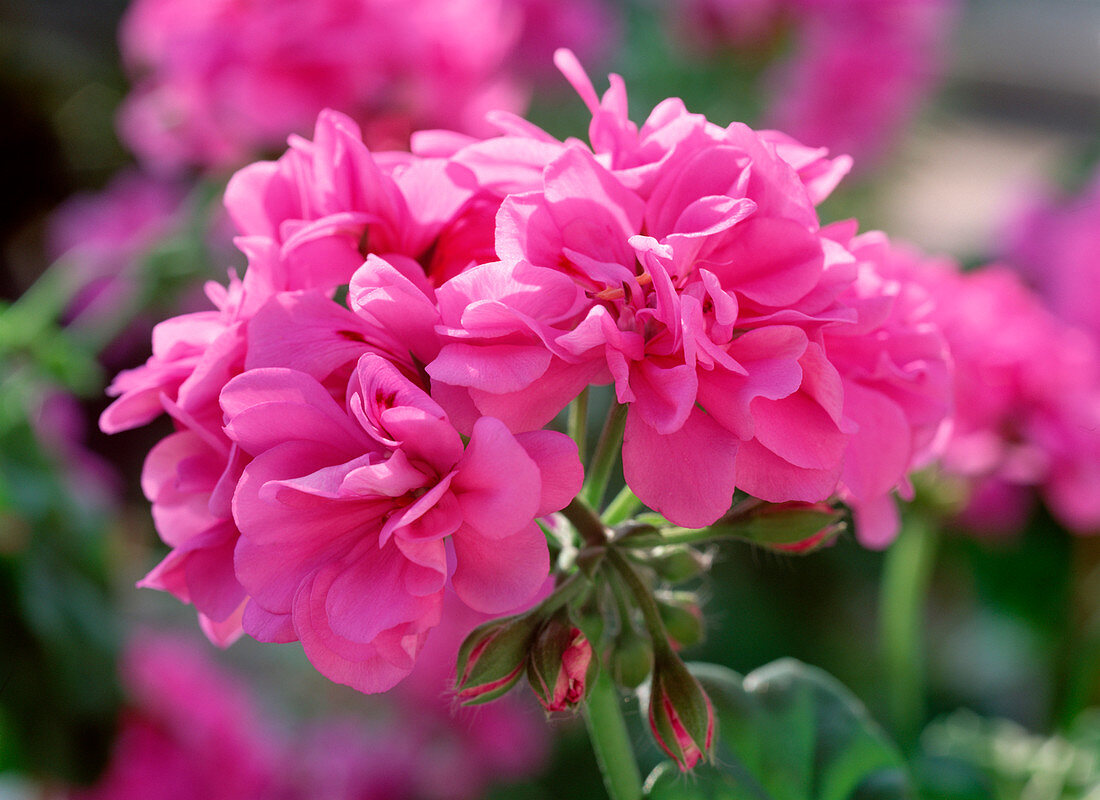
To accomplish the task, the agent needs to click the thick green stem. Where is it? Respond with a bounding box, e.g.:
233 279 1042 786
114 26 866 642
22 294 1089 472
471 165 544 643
582 403 628 510
879 513 939 749
569 389 589 465
584 669 644 800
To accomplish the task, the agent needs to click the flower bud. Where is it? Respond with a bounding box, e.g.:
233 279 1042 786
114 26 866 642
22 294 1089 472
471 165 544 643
455 613 541 705
527 614 596 712
608 620 654 689
738 501 844 554
656 593 704 650
647 653 715 771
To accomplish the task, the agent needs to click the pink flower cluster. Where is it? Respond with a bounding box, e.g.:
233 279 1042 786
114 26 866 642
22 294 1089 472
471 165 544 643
1004 171 1100 349
118 0 617 173
72 630 547 800
673 0 958 166
103 53 952 695
891 252 1100 535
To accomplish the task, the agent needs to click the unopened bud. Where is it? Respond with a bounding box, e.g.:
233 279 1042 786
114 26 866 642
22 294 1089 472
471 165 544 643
455 613 540 705
527 614 596 712
738 501 844 554
609 620 654 689
656 594 704 650
647 653 715 771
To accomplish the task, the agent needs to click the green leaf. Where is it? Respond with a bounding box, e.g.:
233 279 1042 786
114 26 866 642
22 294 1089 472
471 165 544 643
644 659 913 800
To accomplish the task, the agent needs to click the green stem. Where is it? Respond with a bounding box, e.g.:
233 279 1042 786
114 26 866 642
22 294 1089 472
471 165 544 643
569 389 589 465
879 513 939 749
582 403 628 510
584 669 644 800
602 485 642 526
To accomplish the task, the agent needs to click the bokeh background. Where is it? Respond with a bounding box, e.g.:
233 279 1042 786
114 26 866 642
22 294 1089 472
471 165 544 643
1 0 1099 797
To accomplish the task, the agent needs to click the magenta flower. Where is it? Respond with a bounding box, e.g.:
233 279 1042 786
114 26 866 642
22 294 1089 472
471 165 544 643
222 353 581 692
224 110 491 296
70 633 278 800
821 226 952 546
1004 171 1100 349
117 0 619 173
669 0 957 167
900 257 1100 535
428 56 877 528
48 170 187 329
766 0 957 166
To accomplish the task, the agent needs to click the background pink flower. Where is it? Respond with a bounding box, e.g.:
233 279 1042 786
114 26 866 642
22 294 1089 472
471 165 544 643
70 633 278 800
901 258 1100 535
117 0 619 173
669 0 958 167
1003 171 1100 349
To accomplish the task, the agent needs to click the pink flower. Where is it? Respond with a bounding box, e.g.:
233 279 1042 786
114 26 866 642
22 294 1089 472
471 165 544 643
900 258 1100 534
47 170 189 365
668 0 958 167
70 633 278 800
1003 171 1100 348
821 226 952 547
766 0 957 166
224 109 496 296
48 171 187 312
428 56 863 528
117 0 618 173
222 353 581 692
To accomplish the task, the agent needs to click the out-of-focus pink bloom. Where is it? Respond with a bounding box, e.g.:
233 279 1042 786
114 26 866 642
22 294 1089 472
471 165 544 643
674 0 786 50
901 258 1100 534
222 353 581 693
32 391 121 512
117 0 619 173
508 0 620 83
279 695 547 800
1004 172 1100 348
671 0 958 167
428 54 936 533
48 170 186 271
70 633 278 800
767 0 957 166
47 170 188 358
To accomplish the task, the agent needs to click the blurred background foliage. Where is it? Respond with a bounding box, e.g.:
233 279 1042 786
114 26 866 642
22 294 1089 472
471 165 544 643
0 0 1099 798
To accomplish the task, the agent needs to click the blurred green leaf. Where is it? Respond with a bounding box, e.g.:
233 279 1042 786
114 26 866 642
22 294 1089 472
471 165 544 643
919 710 1100 800
644 659 912 800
